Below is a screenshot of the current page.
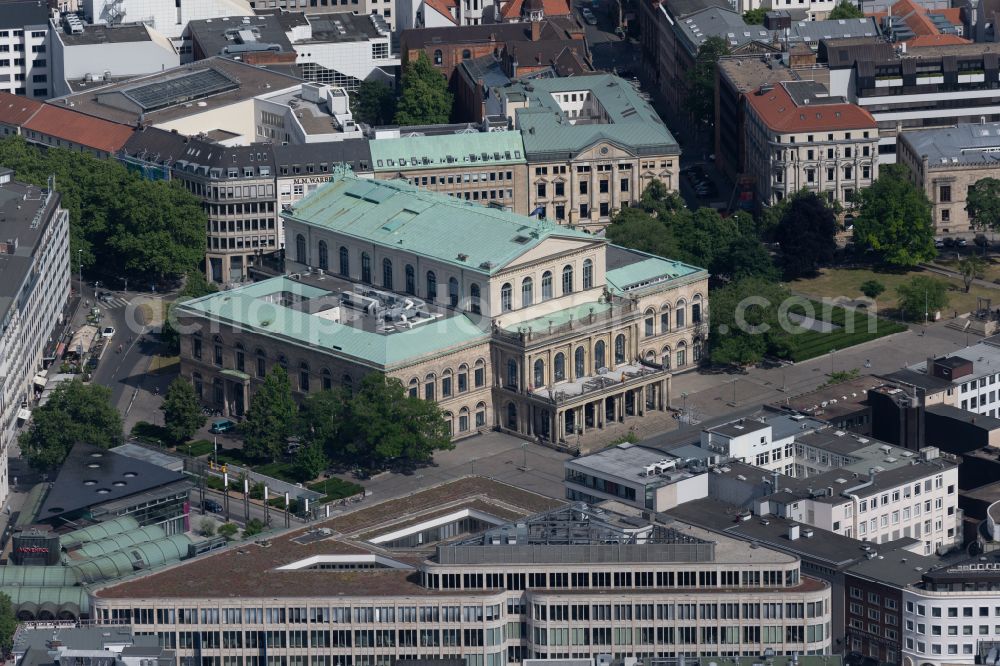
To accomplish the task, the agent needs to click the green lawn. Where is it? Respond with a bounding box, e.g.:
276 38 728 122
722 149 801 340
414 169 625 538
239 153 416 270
130 421 170 447
183 439 214 457
306 478 364 502
790 267 999 317
785 300 907 362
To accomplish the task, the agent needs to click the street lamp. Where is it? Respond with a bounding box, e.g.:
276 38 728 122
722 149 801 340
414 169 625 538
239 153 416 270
77 248 82 293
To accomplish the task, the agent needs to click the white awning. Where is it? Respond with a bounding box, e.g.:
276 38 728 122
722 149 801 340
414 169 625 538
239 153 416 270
32 374 47 388
16 408 30 422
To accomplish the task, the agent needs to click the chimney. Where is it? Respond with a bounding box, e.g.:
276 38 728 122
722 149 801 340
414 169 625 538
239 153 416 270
531 20 541 41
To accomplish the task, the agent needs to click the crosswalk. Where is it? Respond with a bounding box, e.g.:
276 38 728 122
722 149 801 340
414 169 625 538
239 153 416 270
99 296 130 309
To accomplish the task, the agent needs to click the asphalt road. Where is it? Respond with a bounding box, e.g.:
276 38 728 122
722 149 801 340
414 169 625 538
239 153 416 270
190 487 304 528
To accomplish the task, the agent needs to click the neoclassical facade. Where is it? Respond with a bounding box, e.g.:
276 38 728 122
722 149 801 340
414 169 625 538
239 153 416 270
176 174 707 446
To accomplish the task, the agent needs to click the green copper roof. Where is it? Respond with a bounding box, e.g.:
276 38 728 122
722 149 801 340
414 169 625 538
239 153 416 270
507 74 680 159
503 300 613 333
605 247 705 295
178 277 490 369
284 174 597 276
369 131 526 172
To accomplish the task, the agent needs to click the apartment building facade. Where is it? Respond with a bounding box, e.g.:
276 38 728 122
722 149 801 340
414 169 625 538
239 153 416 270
0 1 52 99
0 169 70 506
743 80 879 207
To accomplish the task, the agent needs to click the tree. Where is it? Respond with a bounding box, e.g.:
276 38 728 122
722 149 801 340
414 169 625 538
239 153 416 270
292 442 328 483
240 367 297 461
684 36 730 129
161 377 205 445
351 80 397 126
829 0 864 18
0 136 206 283
743 7 767 23
347 375 453 468
19 380 122 470
896 275 949 321
966 177 1000 233
298 388 351 460
714 234 779 282
708 278 795 366
394 52 453 126
853 164 937 267
200 517 216 537
217 522 239 540
0 592 16 655
959 256 987 292
773 191 838 279
243 518 264 538
859 279 885 300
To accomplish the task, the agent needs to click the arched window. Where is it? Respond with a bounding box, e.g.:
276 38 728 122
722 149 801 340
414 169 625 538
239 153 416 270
470 283 481 314
554 352 566 382
506 358 518 388
521 277 533 307
462 48 472 59
694 340 703 363
583 258 594 289
449 277 459 307
458 407 470 433
443 412 453 436
562 264 573 294
299 361 310 392
433 49 443 65
506 402 518 430
660 304 671 333
405 264 415 294
441 369 453 397
676 299 687 328
475 401 487 428
342 374 353 395
693 293 703 323
644 308 655 337
614 333 626 365
575 346 585 377
662 345 671 370
295 234 306 264
595 340 606 370
424 373 436 400
426 271 437 301
317 240 328 271
458 364 469 393
676 340 687 367
474 358 486 387
500 283 512 312
382 258 393 289
256 348 266 378
339 246 349 276
361 252 372 283
321 368 332 390
407 377 419 398
541 271 553 300
533 359 544 388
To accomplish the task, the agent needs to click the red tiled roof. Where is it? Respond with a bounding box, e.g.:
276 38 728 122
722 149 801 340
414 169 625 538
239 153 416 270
0 92 43 126
500 0 572 19
24 105 134 153
746 82 877 133
425 0 457 23
907 33 969 46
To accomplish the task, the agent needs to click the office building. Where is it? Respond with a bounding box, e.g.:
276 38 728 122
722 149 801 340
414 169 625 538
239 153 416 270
13 625 174 666
897 122 1000 235
0 168 69 507
503 74 681 230
81 0 254 41
49 21 179 98
186 12 398 90
87 478 833 663
175 173 706 445
743 79 879 206
0 0 52 99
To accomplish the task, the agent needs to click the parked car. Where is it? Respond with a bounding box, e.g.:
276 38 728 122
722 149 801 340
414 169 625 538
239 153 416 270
957 238 968 247
934 238 945 248
581 8 598 24
101 326 116 338
203 499 223 513
209 417 236 434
